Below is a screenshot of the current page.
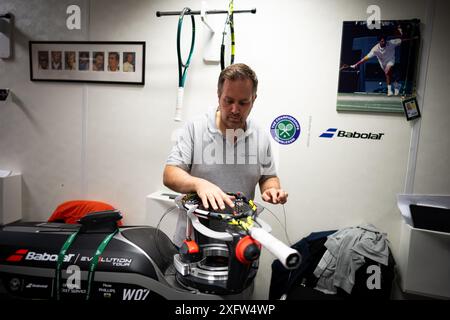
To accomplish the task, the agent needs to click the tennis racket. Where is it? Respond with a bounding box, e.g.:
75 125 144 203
175 7 196 122
178 193 301 269
220 0 235 70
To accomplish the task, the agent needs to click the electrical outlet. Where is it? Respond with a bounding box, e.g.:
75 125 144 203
0 89 10 101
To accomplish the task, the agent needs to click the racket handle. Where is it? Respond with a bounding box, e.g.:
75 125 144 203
174 87 184 122
249 227 301 270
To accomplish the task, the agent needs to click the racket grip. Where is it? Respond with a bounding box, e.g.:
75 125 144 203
249 227 301 270
174 87 184 122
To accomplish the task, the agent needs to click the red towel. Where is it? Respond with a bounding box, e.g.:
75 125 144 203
48 200 123 226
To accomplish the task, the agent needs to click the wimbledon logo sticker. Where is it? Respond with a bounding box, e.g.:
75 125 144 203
270 115 301 145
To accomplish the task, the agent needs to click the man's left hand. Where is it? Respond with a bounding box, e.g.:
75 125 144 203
262 188 288 204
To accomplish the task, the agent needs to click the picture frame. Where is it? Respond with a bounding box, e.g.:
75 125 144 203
402 96 421 121
29 41 145 85
336 19 420 113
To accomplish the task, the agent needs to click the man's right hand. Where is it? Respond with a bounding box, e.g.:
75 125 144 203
194 179 235 211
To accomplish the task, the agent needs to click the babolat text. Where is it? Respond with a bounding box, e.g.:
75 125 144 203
337 130 384 140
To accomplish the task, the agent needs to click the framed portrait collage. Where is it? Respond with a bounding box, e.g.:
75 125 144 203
29 41 145 85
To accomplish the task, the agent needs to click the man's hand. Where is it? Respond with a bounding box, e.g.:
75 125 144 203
194 179 235 210
261 188 288 204
350 64 357 69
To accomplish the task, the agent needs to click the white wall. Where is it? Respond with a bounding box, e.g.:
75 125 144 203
413 0 450 194
0 0 89 219
0 0 448 299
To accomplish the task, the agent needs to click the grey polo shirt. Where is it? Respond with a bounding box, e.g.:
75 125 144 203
166 106 277 246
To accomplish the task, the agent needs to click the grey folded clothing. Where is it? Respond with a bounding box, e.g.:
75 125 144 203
313 223 389 294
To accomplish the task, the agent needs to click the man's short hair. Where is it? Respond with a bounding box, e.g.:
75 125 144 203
217 63 258 97
109 52 119 60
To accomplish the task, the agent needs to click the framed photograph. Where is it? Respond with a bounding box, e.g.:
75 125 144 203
29 41 145 85
336 19 420 113
402 96 421 121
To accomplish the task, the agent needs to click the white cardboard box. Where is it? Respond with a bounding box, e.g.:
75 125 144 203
399 222 450 299
0 172 22 225
397 195 450 299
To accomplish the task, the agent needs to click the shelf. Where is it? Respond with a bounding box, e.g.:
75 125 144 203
146 190 180 204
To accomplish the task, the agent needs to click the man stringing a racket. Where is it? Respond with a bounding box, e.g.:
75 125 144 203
350 26 416 96
163 63 288 246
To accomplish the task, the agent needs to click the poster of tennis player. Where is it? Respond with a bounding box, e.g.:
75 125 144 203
337 19 420 113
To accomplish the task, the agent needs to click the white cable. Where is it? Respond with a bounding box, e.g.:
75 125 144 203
260 203 293 246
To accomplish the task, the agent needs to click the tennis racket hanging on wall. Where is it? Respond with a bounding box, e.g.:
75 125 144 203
175 8 196 122
157 5 256 122
221 0 235 70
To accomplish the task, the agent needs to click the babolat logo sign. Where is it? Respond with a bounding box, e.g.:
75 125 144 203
319 128 384 140
6 249 75 262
